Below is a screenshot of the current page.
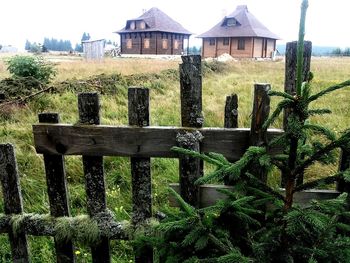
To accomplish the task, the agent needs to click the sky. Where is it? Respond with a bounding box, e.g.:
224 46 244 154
1 0 350 50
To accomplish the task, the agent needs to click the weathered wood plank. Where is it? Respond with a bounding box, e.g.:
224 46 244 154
128 88 153 263
169 183 340 208
180 55 203 128
78 93 110 263
224 94 238 128
179 55 203 207
33 125 283 159
0 213 127 240
282 41 312 186
0 144 30 262
39 113 75 263
249 84 271 183
177 131 203 206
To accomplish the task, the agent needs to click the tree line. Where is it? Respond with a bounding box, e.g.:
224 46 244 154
331 47 350 56
25 32 92 53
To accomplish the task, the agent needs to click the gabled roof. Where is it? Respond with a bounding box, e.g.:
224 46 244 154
197 5 279 39
116 7 191 35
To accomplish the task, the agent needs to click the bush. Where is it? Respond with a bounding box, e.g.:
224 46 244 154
6 55 57 83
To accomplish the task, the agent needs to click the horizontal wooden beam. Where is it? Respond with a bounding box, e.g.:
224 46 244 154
169 183 341 208
33 124 283 160
0 213 127 240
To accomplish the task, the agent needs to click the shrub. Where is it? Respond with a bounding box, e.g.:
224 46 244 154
6 55 57 83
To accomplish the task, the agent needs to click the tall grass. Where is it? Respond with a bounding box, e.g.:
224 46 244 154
0 56 350 262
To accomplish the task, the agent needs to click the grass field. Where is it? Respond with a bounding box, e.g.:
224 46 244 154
0 55 350 262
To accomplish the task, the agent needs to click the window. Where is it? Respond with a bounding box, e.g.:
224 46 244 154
227 18 236 27
144 39 150 49
126 39 132 49
223 38 229 46
130 21 135 30
238 38 245 50
209 39 215 46
139 21 146 29
174 40 179 49
162 39 168 49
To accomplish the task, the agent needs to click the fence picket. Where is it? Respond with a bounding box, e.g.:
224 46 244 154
282 41 312 186
78 93 110 263
128 87 153 263
224 94 238 129
39 113 75 263
249 84 271 183
179 55 203 207
0 144 30 262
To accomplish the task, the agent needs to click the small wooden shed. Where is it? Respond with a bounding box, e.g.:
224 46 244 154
116 7 191 55
198 5 279 59
82 39 105 60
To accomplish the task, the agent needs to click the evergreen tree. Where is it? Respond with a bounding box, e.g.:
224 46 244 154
137 1 350 262
81 32 91 42
25 40 31 51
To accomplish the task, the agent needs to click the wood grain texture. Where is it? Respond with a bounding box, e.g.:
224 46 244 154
224 94 238 128
282 41 312 187
128 88 153 263
33 125 283 160
39 113 75 263
0 144 30 262
78 93 110 263
249 84 271 183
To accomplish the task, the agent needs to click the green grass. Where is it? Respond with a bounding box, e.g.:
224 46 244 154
1 57 350 262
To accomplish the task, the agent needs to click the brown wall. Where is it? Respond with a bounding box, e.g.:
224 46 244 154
120 32 186 55
202 37 276 58
252 38 276 58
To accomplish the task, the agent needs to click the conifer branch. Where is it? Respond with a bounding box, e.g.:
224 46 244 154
293 174 341 192
308 79 350 102
302 123 336 141
295 130 350 175
168 188 196 216
263 99 293 129
268 90 296 100
308 109 332 116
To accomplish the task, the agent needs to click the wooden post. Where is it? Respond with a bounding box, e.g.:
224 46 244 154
78 93 110 263
179 55 203 206
224 94 238 128
39 113 75 263
0 144 30 262
180 55 203 128
128 87 153 263
249 84 271 183
282 41 312 186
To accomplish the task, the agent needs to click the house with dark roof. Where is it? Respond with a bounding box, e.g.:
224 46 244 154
116 7 191 55
198 5 279 58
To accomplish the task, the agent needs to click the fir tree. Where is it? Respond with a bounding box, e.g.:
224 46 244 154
138 1 350 262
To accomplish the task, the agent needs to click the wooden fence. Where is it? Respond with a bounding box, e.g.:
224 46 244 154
0 42 349 262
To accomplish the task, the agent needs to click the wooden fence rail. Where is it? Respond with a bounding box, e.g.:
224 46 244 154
1 46 349 262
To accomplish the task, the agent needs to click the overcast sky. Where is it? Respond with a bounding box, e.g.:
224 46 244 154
1 0 349 50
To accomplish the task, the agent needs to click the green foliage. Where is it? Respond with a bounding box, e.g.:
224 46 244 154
139 1 350 262
6 55 57 84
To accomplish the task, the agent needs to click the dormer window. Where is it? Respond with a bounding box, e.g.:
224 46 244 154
130 21 136 30
139 21 146 29
227 18 237 27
